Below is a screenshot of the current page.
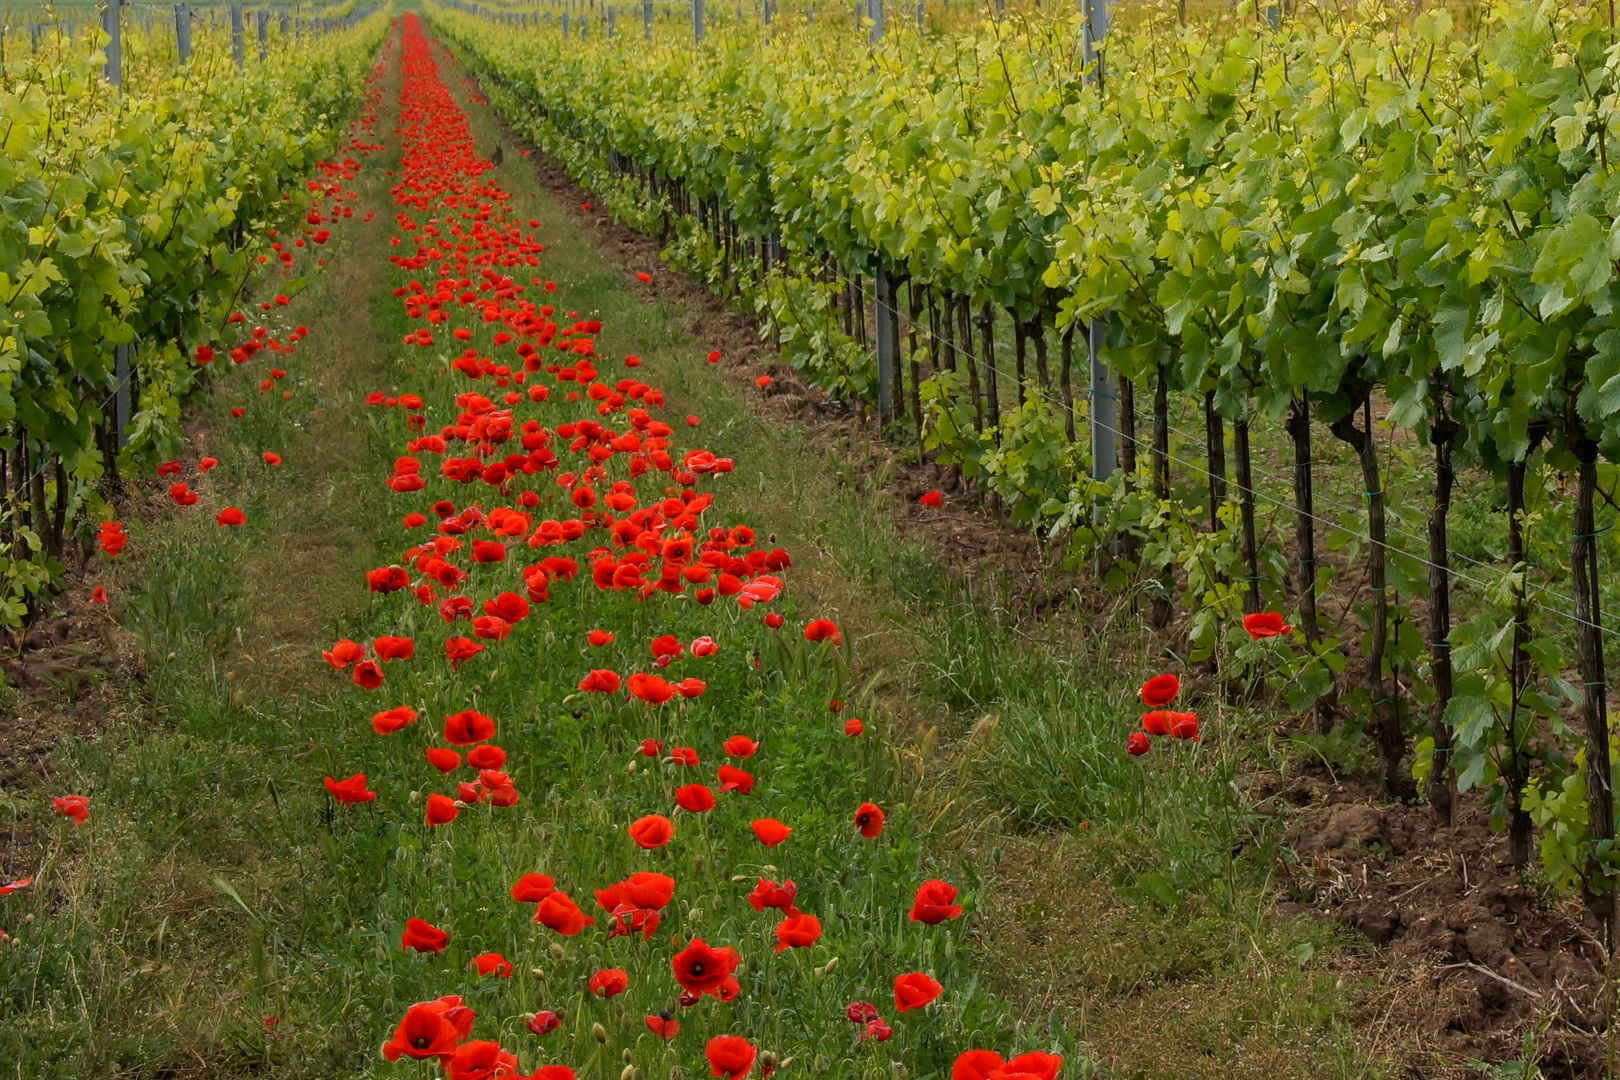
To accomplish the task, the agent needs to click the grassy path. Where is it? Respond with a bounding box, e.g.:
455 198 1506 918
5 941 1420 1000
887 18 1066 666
0 14 1381 1080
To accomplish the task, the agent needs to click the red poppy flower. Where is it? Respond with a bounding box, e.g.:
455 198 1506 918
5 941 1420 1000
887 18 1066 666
446 1040 506 1080
671 747 699 766
909 880 962 924
764 612 783 629
467 744 505 770
844 718 864 737
676 784 716 813
216 507 246 527
952 1050 1006 1080
578 669 621 694
400 916 449 954
352 659 384 689
628 673 677 704
846 1001 880 1023
628 814 673 848
1169 711 1199 740
262 452 282 467
723 735 758 758
1001 1053 1065 1080
746 878 797 912
1139 673 1179 707
676 678 706 699
367 566 411 593
168 482 198 506
750 819 791 846
470 952 512 978
803 618 841 644
861 1019 893 1043
535 891 595 935
374 635 415 661
425 792 459 825
511 872 556 903
373 705 418 735
470 540 507 565
893 972 943 1011
484 592 529 623
589 968 629 998
1242 611 1291 639
705 1035 756 1080
0 877 32 897
673 939 740 998
381 997 470 1062
322 638 365 669
587 629 614 646
690 635 718 657
854 802 885 838
1126 731 1151 756
953 1052 1062 1080
528 1010 561 1035
425 747 462 773
774 913 821 952
641 738 665 757
444 710 495 745
645 1014 680 1040
91 586 108 604
324 773 377 804
445 637 486 668
52 794 89 826
717 765 753 794
919 490 943 508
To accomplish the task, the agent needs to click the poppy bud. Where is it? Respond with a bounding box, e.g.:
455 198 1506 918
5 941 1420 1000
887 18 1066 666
549 942 566 959
593 1022 608 1044
624 1048 634 1062
530 967 545 979
814 1057 828 1073
622 1068 635 1080
760 1052 777 1072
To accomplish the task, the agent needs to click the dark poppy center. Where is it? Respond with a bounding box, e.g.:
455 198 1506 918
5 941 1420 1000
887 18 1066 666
690 962 705 975
411 1035 432 1049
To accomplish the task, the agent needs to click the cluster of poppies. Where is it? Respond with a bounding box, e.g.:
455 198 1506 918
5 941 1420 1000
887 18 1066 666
308 16 1065 1080
1126 673 1198 756
1124 611 1291 755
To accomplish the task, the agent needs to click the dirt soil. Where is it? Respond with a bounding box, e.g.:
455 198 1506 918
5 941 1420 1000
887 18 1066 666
0 565 145 882
1259 767 1612 1078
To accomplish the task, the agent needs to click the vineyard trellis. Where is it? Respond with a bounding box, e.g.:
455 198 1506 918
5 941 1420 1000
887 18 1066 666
0 3 387 624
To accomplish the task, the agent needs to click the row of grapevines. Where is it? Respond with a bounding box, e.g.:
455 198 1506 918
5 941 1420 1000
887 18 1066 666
432 0 1620 913
0 6 389 623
